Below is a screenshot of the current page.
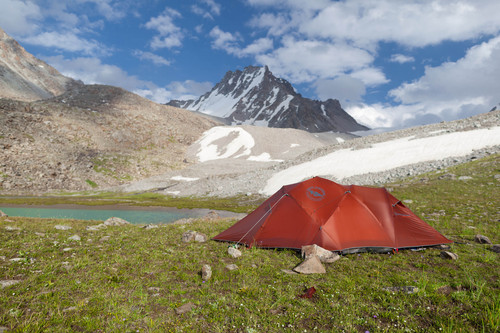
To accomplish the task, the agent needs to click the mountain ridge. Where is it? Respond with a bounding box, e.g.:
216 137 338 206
168 65 368 133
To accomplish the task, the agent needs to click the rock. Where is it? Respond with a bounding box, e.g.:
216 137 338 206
68 235 81 241
9 258 25 262
0 326 9 332
225 264 238 271
99 236 110 242
62 306 77 313
301 244 340 263
281 269 298 275
434 244 451 250
1 280 21 288
55 225 72 230
403 199 413 204
172 218 195 225
0 210 8 217
182 231 207 243
474 234 492 244
103 217 130 226
142 224 158 229
458 176 473 180
175 302 195 315
440 251 458 260
293 255 326 274
204 211 220 220
201 264 212 280
228 247 242 258
491 244 500 253
4 226 21 231
62 247 73 252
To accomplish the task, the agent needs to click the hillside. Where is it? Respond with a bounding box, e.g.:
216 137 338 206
0 85 218 193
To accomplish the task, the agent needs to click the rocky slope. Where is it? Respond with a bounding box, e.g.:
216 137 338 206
168 66 368 133
0 85 218 193
0 27 80 101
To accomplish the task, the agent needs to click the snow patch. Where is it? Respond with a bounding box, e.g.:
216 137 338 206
247 153 283 162
261 127 500 195
196 126 255 162
336 137 345 143
290 143 300 148
171 176 199 182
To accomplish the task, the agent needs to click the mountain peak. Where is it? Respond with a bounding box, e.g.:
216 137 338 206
167 65 368 133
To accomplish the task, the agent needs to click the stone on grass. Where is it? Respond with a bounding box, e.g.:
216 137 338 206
0 326 8 332
194 233 207 242
293 255 326 274
228 246 242 258
201 264 212 280
225 264 238 271
383 286 419 294
99 236 110 242
474 234 492 244
104 217 130 226
458 176 473 180
4 226 21 231
440 251 458 260
142 224 158 230
1 280 21 288
301 244 340 263
204 211 220 220
281 269 298 275
0 210 7 217
175 302 195 315
62 247 73 252
68 235 81 241
182 231 207 243
62 306 77 313
491 245 500 253
55 225 72 230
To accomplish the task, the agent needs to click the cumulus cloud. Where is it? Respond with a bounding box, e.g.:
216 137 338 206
145 8 184 49
133 50 171 66
314 76 366 103
209 26 242 52
22 31 106 55
0 0 42 36
389 54 415 64
192 0 221 19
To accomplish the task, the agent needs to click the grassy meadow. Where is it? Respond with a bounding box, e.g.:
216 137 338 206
0 154 498 332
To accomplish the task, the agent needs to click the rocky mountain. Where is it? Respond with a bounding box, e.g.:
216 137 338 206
168 65 368 133
0 27 80 101
0 29 219 193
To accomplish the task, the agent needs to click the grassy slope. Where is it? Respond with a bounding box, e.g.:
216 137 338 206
0 154 498 332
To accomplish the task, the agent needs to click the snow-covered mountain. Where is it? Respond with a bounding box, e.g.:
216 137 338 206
167 65 368 133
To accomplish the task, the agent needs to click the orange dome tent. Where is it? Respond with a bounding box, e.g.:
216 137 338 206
213 177 452 252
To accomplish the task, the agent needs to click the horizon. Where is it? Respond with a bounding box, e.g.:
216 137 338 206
1 0 499 130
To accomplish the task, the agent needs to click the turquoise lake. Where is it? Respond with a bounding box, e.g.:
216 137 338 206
0 206 218 224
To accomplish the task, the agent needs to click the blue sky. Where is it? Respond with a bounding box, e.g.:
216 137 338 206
1 0 499 129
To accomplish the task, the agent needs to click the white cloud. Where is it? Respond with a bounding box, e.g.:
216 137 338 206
256 37 374 83
390 54 415 64
350 67 388 86
133 50 171 66
209 26 242 53
79 0 127 21
192 0 221 19
22 31 105 55
135 80 213 104
145 8 184 49
314 76 366 103
300 0 500 49
0 0 42 36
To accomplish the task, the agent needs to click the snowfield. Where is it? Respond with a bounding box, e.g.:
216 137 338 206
262 126 500 195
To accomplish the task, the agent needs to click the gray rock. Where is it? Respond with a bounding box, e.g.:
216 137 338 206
458 176 473 180
1 280 21 288
62 306 77 313
293 255 326 274
99 236 110 242
175 302 195 315
62 247 73 252
228 246 242 258
225 264 238 271
103 217 130 226
440 251 458 260
182 230 207 243
0 210 7 217
201 264 212 280
68 235 81 241
194 233 208 242
301 244 340 263
281 269 299 275
142 224 158 230
4 226 21 231
55 225 72 230
474 234 492 244
491 244 500 253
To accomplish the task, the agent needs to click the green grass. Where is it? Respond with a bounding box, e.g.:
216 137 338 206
0 154 498 332
85 179 98 188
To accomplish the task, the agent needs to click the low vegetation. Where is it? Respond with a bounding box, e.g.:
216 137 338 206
0 154 498 332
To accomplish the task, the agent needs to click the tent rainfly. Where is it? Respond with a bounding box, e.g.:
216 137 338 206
213 177 452 253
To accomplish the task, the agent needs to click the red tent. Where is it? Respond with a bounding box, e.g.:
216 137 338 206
213 177 451 252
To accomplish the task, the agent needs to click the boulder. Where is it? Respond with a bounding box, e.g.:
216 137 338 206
491 244 500 253
293 255 326 274
228 247 242 258
201 264 212 280
474 234 492 244
225 264 238 271
182 231 207 243
103 217 130 226
440 251 458 260
194 233 207 242
301 244 340 263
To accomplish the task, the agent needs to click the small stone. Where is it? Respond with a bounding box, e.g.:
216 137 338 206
4 226 21 231
182 231 197 242
147 287 161 293
68 235 81 241
194 233 207 242
301 244 340 263
99 236 110 242
175 302 195 315
458 176 473 180
474 234 492 244
62 306 77 313
55 225 72 230
1 280 21 288
9 258 25 262
62 247 73 252
103 217 130 226
281 269 298 275
35 232 45 237
491 244 500 253
0 326 9 332
225 264 238 271
228 247 242 258
440 251 458 260
403 199 413 204
293 255 326 274
142 224 158 229
0 210 7 217
383 286 419 294
201 264 212 280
